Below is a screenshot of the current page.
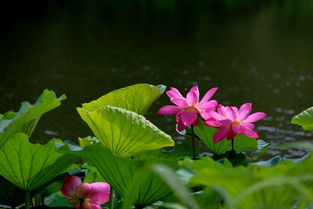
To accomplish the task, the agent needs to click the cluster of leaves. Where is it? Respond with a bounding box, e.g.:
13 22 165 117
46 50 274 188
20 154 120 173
0 90 78 208
0 84 313 209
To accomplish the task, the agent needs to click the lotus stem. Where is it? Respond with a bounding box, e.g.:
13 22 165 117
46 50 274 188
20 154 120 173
231 138 234 151
24 191 31 209
191 125 197 160
109 187 114 209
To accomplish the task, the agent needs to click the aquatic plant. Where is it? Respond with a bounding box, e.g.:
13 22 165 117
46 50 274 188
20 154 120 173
157 86 218 159
0 83 312 209
157 86 218 131
204 103 266 150
61 176 110 209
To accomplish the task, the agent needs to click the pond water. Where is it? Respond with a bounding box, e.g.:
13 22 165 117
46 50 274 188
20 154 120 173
1 0 313 159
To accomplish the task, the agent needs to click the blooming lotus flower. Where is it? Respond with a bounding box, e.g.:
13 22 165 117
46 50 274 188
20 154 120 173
157 86 218 131
61 176 110 209
204 103 266 142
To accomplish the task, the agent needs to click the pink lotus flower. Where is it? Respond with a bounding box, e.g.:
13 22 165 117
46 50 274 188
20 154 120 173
204 103 266 142
157 86 218 131
61 176 111 209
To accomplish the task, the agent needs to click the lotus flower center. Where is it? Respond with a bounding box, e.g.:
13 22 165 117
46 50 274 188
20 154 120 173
233 120 240 126
184 106 198 112
193 102 200 107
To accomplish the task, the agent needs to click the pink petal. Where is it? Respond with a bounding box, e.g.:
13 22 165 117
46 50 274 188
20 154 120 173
176 111 182 122
197 100 218 111
76 183 92 199
85 203 102 209
239 103 252 113
186 92 198 106
200 111 211 120
213 126 230 142
244 112 266 123
166 88 184 100
170 98 189 107
61 176 82 199
232 125 241 134
87 182 111 204
242 127 259 138
227 130 236 140
200 87 218 103
76 201 102 209
189 86 199 92
180 109 198 126
157 105 181 115
204 110 225 121
186 86 199 105
238 103 252 121
217 105 228 118
177 120 187 131
243 123 255 130
231 106 239 114
225 107 236 120
205 119 231 127
204 119 221 127
220 119 233 125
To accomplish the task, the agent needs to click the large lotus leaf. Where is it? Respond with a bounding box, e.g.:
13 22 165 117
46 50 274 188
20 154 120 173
186 156 313 209
0 89 66 148
291 107 313 131
153 164 200 209
57 143 177 207
0 133 78 191
187 121 266 154
255 154 310 167
80 83 165 114
44 192 73 208
123 165 174 208
77 105 174 157
134 143 192 161
193 188 222 209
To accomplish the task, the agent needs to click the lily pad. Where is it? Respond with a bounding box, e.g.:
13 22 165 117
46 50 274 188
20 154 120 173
58 143 177 208
291 107 313 131
0 89 66 149
0 133 78 191
80 83 165 115
77 105 174 157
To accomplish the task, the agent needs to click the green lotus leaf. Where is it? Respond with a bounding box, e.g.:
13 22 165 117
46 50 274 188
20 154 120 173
77 105 174 157
58 143 176 208
0 89 66 149
0 133 78 191
153 164 200 209
134 143 192 161
123 165 174 209
44 192 72 208
188 120 266 154
291 107 313 131
80 83 165 115
186 156 313 209
193 188 222 209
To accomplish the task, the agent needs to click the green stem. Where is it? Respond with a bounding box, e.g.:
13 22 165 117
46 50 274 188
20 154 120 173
191 125 197 160
231 138 234 151
109 187 114 209
24 191 31 209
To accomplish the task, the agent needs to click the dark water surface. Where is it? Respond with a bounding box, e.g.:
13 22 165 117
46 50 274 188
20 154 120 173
1 0 313 159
